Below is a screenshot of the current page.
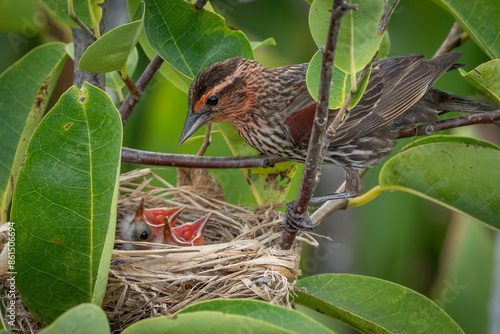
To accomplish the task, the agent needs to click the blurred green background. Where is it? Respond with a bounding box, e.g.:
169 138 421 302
1 0 498 333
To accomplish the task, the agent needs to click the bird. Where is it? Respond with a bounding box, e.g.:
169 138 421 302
178 52 496 228
119 199 185 250
164 213 211 246
119 199 212 249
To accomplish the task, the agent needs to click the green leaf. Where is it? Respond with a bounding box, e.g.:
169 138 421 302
79 3 144 73
309 0 385 73
41 0 103 30
0 42 67 223
105 47 139 91
376 31 390 59
458 59 500 105
379 136 500 231
215 123 297 205
178 299 337 334
306 50 371 109
11 82 122 325
251 37 277 52
143 0 253 78
295 274 464 334
122 311 295 334
39 303 110 334
432 0 500 59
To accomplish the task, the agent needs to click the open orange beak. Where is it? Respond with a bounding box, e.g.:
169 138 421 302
164 213 211 247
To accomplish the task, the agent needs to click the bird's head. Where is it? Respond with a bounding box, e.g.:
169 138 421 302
178 57 261 146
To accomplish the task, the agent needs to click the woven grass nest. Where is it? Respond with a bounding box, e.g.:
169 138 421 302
106 168 317 331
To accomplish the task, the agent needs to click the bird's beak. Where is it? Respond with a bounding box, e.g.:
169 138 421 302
178 107 211 147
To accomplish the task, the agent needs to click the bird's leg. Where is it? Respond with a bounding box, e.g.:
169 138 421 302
309 168 363 204
283 201 315 231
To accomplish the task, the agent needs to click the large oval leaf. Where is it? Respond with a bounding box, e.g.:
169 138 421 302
432 0 500 59
122 311 294 334
0 42 67 223
39 303 110 334
11 82 122 325
79 3 144 73
295 274 464 334
143 0 253 78
458 59 500 105
178 299 336 334
379 136 500 231
309 0 385 73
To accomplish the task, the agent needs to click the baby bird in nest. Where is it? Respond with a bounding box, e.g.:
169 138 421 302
119 199 211 250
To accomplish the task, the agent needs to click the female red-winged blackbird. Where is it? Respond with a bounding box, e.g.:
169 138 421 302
179 51 494 202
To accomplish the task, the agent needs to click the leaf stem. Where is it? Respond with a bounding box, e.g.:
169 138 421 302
345 185 382 208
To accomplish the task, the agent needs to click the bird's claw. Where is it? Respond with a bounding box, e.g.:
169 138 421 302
283 202 314 232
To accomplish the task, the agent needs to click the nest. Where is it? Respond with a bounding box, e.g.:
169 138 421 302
0 168 316 333
106 168 315 332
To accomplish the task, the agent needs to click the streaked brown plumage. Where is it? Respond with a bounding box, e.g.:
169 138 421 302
179 51 494 198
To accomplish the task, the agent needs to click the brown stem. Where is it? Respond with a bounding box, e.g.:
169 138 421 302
119 54 164 125
121 147 284 168
119 72 141 97
71 16 97 41
197 124 212 156
397 110 500 139
194 0 209 10
279 0 357 250
434 22 463 57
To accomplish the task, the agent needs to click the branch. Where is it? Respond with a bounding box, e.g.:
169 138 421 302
434 22 465 57
119 54 164 125
121 147 285 169
68 0 97 41
397 110 500 139
194 0 209 10
197 124 212 156
279 0 357 250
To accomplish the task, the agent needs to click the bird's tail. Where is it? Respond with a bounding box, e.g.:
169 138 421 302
425 88 499 114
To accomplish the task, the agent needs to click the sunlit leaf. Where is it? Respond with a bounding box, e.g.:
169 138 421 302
143 0 253 78
379 136 500 231
39 304 110 334
458 59 500 105
41 0 103 30
179 299 337 334
0 42 67 223
251 37 277 52
309 0 385 73
79 2 144 73
11 83 122 324
295 274 464 334
432 0 500 59
122 311 295 334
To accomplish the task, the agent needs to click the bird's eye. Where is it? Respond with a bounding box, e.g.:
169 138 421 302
139 230 149 240
206 95 218 106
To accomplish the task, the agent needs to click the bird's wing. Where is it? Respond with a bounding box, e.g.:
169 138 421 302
329 51 462 146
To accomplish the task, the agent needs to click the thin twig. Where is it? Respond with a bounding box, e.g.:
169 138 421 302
68 0 97 41
119 71 141 97
119 55 164 125
378 0 400 36
197 124 212 156
121 147 285 169
279 0 358 250
194 0 209 10
434 22 463 57
397 110 500 139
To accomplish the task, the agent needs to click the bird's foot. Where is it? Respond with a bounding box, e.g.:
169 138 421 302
283 202 314 232
309 192 357 204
